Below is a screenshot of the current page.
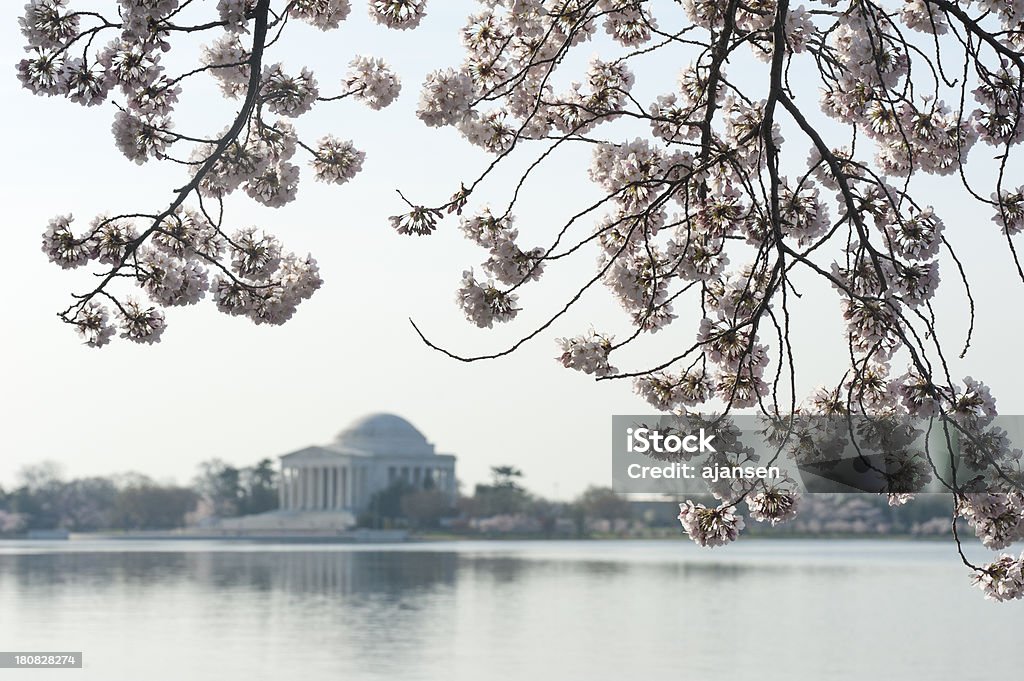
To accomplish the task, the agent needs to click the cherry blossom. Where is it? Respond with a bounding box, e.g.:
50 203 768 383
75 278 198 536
21 0 1024 600
343 56 401 109
456 269 519 328
312 137 365 184
22 0 406 345
677 501 745 547
369 0 428 30
377 0 1024 599
746 485 802 526
557 330 617 377
290 0 353 30
972 553 1024 602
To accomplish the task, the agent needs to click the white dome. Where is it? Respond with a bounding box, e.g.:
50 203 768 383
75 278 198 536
333 413 434 456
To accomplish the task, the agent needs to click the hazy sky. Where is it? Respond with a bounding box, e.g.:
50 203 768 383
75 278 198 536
2 1 1023 500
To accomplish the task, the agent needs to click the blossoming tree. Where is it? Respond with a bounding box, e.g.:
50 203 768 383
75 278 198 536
21 0 407 344
18 0 1024 600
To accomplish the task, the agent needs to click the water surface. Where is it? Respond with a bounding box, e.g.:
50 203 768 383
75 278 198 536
0 539 1019 680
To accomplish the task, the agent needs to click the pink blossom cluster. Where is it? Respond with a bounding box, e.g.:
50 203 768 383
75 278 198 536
20 0 412 344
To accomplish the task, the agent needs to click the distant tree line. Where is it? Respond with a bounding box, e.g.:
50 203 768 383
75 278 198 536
359 465 640 537
0 460 962 537
192 458 279 518
361 464 962 539
0 458 279 534
0 462 197 533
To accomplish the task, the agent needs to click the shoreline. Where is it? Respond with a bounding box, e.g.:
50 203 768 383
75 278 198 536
0 531 955 543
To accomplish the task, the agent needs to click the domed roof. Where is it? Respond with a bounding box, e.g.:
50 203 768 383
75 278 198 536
333 413 434 456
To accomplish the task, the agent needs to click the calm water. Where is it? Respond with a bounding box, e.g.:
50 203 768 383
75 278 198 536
0 539 1020 680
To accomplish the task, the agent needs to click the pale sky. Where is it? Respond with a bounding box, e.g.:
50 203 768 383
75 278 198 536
2 1 1022 500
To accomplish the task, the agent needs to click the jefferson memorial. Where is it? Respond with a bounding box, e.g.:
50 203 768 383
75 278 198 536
278 413 456 512
213 413 456 533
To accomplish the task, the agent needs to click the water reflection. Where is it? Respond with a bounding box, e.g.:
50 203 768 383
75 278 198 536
0 547 858 598
0 541 1020 681
0 550 461 596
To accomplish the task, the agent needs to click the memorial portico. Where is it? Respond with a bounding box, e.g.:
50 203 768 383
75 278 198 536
278 413 457 513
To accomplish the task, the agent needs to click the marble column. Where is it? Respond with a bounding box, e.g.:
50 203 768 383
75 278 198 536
347 466 355 509
321 467 328 509
288 469 295 509
334 467 342 509
325 467 332 511
292 469 299 510
353 467 360 508
332 467 339 509
342 467 349 508
315 467 323 509
324 468 330 510
305 466 313 509
328 467 335 509
307 467 315 510
321 467 327 510
337 467 343 509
